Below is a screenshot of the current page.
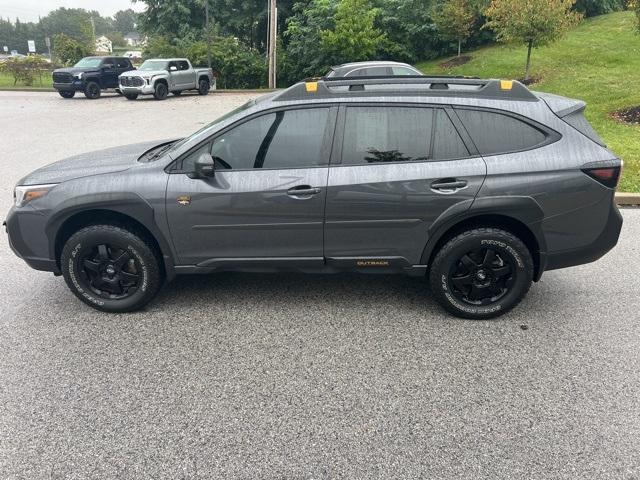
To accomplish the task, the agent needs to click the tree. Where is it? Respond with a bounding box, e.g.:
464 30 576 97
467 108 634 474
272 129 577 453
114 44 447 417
484 0 581 80
113 9 139 35
431 0 476 57
320 0 386 64
53 33 93 66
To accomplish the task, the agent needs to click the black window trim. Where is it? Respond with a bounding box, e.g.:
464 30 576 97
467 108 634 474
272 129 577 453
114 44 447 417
451 105 562 157
331 102 477 167
167 104 339 174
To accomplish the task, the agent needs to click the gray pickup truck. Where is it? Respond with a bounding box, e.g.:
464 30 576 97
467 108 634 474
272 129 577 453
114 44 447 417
119 58 214 100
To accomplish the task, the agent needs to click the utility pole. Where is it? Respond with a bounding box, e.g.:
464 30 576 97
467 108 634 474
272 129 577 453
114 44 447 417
267 0 277 88
204 0 212 70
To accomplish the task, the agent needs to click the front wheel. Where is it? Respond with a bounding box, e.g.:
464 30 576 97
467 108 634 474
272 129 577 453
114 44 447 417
58 90 75 99
61 225 162 313
83 81 101 99
198 78 210 95
124 93 138 100
428 227 533 320
153 82 168 100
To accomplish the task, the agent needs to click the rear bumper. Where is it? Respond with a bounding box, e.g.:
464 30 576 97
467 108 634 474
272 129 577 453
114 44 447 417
4 207 60 274
544 202 623 272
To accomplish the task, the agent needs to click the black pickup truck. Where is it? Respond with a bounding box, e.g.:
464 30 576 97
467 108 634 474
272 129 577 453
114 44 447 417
52 56 135 99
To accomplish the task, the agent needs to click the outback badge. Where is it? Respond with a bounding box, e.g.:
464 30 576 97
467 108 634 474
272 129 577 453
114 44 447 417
177 195 191 206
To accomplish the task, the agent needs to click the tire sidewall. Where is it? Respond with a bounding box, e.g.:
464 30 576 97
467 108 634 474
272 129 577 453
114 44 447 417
154 82 168 100
125 93 138 100
58 91 75 98
61 227 160 312
84 81 101 99
430 231 533 319
198 79 209 95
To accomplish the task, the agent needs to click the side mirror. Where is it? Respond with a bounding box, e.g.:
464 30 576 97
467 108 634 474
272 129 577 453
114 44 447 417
169 65 178 72
192 153 215 178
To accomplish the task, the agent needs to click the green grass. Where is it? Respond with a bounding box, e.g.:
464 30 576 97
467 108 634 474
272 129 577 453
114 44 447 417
0 72 52 89
416 11 640 192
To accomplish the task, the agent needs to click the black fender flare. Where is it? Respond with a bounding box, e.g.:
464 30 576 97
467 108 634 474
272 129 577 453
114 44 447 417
420 195 547 277
45 192 176 281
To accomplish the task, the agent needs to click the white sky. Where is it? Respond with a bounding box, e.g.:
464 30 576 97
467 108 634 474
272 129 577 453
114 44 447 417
0 0 145 22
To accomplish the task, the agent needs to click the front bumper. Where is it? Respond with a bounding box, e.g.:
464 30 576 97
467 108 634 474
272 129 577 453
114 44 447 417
5 206 59 274
120 84 156 95
53 80 85 92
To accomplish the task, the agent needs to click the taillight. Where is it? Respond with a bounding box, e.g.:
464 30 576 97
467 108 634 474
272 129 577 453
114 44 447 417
581 165 621 188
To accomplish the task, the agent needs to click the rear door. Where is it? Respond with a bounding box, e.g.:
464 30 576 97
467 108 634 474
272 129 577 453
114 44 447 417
166 106 337 266
175 60 196 89
324 104 486 269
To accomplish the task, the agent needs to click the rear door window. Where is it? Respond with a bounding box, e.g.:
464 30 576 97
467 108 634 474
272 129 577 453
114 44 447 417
455 108 547 155
177 60 190 71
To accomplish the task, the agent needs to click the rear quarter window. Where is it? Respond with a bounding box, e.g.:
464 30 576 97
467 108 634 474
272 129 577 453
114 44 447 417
455 108 547 155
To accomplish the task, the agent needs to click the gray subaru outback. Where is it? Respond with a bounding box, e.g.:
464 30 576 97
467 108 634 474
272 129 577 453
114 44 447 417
5 76 623 319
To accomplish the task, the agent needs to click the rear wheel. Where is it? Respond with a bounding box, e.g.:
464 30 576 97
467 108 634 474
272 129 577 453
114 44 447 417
58 90 75 99
83 81 101 99
124 93 138 100
61 225 162 313
198 78 210 95
428 227 533 319
153 82 168 100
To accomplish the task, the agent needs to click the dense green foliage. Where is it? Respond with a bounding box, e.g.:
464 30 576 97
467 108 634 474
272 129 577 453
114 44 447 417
418 12 640 192
53 33 93 66
0 8 139 55
431 0 477 56
0 55 50 85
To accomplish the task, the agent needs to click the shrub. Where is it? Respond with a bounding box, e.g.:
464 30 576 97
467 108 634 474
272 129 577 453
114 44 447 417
53 33 93 66
0 55 50 86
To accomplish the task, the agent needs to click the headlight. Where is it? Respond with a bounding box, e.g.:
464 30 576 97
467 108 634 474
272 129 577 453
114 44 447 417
14 184 58 207
74 72 83 79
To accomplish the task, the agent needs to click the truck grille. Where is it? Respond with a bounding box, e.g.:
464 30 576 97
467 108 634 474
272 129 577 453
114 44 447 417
120 76 144 87
53 72 73 84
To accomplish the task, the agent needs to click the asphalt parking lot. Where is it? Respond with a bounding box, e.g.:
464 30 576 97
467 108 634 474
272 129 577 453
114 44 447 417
1 90 639 479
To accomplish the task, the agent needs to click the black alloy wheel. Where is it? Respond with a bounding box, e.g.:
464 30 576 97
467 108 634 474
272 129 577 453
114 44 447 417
448 247 513 306
84 81 101 99
428 227 533 319
79 243 141 300
154 82 168 100
198 78 210 95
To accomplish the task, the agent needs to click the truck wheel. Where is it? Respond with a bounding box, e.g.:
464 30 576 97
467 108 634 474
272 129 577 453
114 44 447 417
61 225 162 313
172 90 182 96
58 91 75 99
428 227 533 320
198 78 210 95
124 93 138 100
83 81 101 99
153 82 168 100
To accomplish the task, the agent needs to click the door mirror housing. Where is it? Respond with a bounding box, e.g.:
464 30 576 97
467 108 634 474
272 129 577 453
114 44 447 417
169 65 178 72
191 153 215 178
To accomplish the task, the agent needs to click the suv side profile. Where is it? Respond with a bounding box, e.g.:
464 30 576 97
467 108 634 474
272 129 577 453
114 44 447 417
5 76 622 319
52 56 134 99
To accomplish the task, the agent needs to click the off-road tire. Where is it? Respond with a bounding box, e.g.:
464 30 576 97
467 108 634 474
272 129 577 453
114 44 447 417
124 93 139 100
428 227 533 320
153 82 168 100
83 81 101 99
198 78 210 95
58 90 75 99
61 225 162 313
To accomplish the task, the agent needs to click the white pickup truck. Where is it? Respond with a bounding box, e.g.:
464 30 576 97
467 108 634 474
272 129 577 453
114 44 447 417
119 58 215 100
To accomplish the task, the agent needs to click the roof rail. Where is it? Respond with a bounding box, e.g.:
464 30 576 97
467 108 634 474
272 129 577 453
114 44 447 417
274 76 538 102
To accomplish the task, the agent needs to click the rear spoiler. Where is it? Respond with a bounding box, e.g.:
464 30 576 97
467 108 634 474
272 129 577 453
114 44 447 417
534 91 586 117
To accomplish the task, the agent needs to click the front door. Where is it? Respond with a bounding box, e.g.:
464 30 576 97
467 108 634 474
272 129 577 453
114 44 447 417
324 105 486 268
100 58 118 88
166 106 337 266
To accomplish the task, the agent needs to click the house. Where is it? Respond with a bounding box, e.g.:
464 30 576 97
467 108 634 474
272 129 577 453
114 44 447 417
124 32 143 47
95 35 112 54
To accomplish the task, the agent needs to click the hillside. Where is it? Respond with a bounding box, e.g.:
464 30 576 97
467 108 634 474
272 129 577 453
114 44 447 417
417 11 640 192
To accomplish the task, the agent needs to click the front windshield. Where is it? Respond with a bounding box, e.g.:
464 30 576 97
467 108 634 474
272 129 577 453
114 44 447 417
166 100 258 155
139 60 169 71
74 58 102 68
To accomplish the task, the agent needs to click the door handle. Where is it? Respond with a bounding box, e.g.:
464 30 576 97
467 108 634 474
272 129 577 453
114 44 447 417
287 185 321 197
431 179 468 193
